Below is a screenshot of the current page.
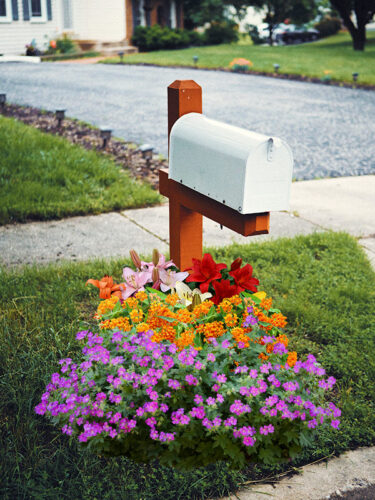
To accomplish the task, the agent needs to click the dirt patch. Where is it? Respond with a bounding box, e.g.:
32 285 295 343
1 103 167 190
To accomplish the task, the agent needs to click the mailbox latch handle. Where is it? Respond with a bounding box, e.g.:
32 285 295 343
267 138 274 162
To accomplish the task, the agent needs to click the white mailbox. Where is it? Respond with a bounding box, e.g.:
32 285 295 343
169 113 293 214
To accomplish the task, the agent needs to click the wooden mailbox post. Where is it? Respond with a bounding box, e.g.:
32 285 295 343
159 80 270 271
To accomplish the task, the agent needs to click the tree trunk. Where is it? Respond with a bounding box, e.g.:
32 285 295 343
268 24 274 46
329 0 369 51
352 27 366 50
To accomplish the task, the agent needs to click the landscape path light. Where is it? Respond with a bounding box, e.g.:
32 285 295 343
352 72 359 82
55 109 65 128
273 63 280 72
139 144 154 167
193 55 199 66
118 51 124 63
100 127 112 149
0 93 6 111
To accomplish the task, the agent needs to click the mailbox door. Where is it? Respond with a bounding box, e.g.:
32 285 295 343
242 138 293 213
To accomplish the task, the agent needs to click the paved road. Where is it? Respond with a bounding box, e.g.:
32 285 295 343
0 62 374 180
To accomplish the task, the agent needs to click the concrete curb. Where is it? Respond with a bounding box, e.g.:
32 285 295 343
220 447 375 500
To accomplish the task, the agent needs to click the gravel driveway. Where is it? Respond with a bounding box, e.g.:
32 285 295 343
0 62 374 180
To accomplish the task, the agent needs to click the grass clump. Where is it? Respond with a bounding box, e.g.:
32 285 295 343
103 32 375 86
0 116 160 225
0 232 374 499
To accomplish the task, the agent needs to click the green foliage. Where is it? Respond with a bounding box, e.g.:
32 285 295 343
0 233 374 498
131 22 238 52
0 116 160 224
55 34 76 54
314 16 342 37
204 21 239 45
132 25 201 52
183 0 228 29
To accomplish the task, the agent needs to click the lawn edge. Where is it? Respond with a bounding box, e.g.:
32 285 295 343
100 61 375 91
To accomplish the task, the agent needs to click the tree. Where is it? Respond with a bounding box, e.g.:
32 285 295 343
232 0 317 45
329 0 375 50
183 0 227 29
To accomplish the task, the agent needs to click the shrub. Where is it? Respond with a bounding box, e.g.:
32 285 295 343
132 25 197 52
56 34 76 54
204 21 239 45
314 17 341 38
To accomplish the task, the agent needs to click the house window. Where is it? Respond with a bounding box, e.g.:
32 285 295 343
0 0 12 22
29 0 48 22
31 0 42 16
0 0 6 16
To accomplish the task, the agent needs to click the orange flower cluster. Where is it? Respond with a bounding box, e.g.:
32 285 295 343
94 290 293 359
196 321 226 341
129 309 144 323
260 297 273 311
287 351 298 367
192 300 214 319
252 305 288 331
100 317 131 332
231 326 251 348
96 295 119 316
165 293 180 306
224 313 238 328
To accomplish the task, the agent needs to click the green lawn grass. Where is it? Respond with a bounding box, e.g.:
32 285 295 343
1 232 374 499
0 116 160 225
102 32 375 86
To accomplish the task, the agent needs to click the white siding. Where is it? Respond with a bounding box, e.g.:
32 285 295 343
72 0 125 42
0 0 62 55
0 0 126 55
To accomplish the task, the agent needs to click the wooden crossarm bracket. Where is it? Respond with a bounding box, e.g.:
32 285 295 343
159 169 270 237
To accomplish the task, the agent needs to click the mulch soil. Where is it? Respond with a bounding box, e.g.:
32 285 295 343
1 103 167 190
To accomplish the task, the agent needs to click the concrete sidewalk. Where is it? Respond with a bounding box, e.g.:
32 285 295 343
0 176 374 268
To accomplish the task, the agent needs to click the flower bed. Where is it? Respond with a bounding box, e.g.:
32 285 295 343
35 251 340 470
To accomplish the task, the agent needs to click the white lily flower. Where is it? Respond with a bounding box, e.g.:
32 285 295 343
175 281 212 308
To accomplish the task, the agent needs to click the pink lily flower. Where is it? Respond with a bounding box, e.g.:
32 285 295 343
141 254 174 282
121 268 151 299
159 269 189 293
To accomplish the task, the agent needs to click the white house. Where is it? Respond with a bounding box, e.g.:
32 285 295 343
0 0 184 56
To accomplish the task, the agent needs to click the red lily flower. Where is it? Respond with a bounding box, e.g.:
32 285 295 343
229 264 259 293
212 279 239 305
230 257 243 271
185 253 227 293
86 275 125 299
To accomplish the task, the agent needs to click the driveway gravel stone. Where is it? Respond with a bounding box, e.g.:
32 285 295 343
0 62 374 180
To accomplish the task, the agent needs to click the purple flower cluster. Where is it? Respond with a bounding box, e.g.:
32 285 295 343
35 324 341 460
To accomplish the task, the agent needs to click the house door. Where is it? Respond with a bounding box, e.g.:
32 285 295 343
62 0 72 29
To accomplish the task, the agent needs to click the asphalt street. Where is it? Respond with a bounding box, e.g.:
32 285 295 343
0 62 374 180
